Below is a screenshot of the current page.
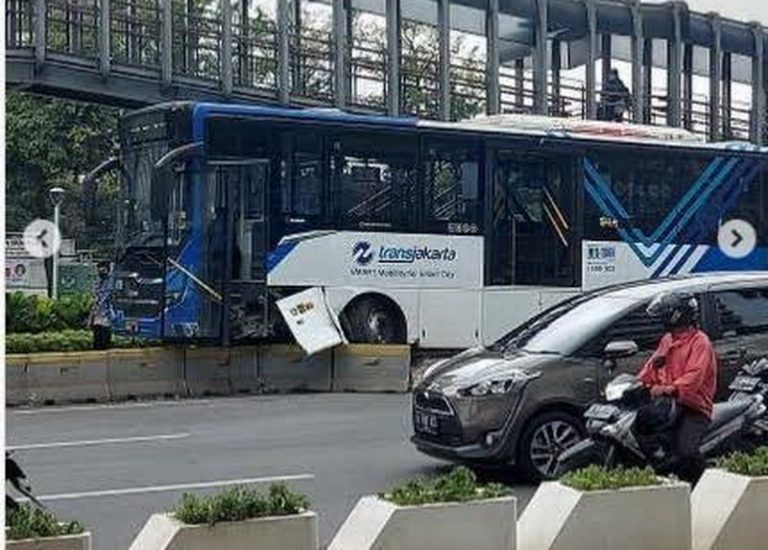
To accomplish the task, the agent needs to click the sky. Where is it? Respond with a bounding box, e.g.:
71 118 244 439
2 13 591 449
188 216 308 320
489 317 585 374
647 0 767 25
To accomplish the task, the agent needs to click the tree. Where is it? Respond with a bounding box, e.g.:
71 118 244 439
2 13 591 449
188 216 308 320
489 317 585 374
5 92 120 254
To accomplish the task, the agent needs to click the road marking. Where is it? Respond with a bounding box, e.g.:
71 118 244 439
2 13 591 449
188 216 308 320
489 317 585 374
15 474 315 503
8 433 191 451
12 400 214 416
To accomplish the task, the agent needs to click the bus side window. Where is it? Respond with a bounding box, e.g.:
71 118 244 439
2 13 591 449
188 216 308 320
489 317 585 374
424 141 483 234
286 134 323 219
330 131 418 231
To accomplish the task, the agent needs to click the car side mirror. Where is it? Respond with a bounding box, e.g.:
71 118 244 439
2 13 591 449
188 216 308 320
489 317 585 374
604 340 639 360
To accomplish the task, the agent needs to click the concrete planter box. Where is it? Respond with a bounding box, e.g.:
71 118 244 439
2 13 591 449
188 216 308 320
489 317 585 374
692 469 768 550
129 511 318 550
7 531 91 550
328 495 517 550
518 480 690 550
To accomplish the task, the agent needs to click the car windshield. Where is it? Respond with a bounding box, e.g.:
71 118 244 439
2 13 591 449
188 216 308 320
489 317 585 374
491 294 638 356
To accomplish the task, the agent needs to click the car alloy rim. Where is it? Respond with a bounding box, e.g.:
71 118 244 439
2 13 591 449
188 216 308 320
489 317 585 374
529 420 582 477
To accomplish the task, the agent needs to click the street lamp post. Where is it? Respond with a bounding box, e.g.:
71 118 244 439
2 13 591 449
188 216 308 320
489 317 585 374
49 187 65 299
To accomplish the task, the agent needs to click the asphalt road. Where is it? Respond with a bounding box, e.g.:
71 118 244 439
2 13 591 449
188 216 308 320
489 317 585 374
7 394 536 549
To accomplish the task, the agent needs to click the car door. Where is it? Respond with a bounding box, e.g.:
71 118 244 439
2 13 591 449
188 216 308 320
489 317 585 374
706 284 768 396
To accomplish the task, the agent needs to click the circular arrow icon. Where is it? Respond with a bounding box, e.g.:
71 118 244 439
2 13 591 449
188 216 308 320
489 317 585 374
23 219 62 259
718 219 756 260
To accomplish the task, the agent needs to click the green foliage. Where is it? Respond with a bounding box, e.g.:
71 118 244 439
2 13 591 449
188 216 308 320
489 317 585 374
560 465 661 491
6 504 85 540
173 484 309 526
6 292 93 333
717 446 768 477
381 466 510 506
6 92 120 254
6 330 154 353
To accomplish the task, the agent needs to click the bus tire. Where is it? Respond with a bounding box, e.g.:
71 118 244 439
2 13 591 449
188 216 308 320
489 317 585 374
342 296 407 345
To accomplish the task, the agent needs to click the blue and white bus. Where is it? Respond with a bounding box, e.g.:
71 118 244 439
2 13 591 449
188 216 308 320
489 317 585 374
98 102 767 351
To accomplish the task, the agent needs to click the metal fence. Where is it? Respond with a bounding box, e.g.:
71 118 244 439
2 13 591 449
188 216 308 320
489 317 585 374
4 0 760 142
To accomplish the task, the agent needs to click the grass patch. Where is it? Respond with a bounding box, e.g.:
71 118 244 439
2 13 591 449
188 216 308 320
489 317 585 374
560 465 661 491
717 446 768 477
173 484 309 526
6 504 85 540
380 466 510 506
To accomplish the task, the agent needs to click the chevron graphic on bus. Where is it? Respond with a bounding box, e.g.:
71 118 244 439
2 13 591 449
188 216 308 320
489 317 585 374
583 155 761 278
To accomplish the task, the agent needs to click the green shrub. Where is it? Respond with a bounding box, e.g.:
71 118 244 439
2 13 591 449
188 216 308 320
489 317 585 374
380 466 510 506
6 330 157 353
6 292 93 333
560 465 661 491
717 446 768 477
173 484 310 526
6 504 85 540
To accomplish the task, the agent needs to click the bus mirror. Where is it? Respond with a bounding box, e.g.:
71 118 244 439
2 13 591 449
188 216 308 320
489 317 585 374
82 157 120 223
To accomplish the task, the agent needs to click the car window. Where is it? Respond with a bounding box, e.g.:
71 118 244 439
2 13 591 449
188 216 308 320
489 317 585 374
713 287 768 338
577 304 665 358
495 295 638 356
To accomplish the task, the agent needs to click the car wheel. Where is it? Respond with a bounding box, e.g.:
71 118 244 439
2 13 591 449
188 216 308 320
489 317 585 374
342 297 406 344
518 411 585 481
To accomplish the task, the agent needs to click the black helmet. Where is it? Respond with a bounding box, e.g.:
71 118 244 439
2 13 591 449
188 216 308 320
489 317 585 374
646 291 698 329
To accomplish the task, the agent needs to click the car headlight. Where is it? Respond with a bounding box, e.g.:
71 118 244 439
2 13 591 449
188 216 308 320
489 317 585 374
458 371 541 397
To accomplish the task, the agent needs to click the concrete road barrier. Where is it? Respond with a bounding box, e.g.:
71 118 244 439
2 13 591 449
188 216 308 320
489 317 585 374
260 345 332 392
184 347 233 396
7 343 414 406
6 357 31 406
332 345 410 393
108 348 185 400
228 346 263 394
7 352 110 405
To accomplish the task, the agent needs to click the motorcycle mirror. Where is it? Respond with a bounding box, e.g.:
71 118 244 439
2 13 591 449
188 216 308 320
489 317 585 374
604 340 639 359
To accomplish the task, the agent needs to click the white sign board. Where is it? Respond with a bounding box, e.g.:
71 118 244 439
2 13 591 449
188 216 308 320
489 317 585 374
268 231 484 290
6 259 31 288
276 287 345 355
582 239 717 290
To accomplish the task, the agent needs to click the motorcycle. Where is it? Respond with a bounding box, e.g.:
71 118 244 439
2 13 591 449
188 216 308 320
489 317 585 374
557 360 767 475
6 452 43 512
728 357 768 448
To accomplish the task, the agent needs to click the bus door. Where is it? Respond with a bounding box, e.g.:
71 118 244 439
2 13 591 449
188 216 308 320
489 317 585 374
219 160 272 342
492 151 577 287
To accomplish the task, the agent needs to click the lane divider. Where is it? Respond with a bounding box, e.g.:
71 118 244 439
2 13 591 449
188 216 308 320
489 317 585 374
8 432 191 451
15 474 315 502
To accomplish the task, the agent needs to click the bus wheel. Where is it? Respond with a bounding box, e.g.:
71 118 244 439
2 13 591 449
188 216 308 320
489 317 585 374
342 296 406 344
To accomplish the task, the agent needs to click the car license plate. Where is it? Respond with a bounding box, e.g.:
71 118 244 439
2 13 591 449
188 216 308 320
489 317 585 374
585 403 618 420
414 411 439 435
729 375 761 392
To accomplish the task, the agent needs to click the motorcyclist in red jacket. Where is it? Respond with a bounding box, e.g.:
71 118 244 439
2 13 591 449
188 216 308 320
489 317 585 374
638 291 717 484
